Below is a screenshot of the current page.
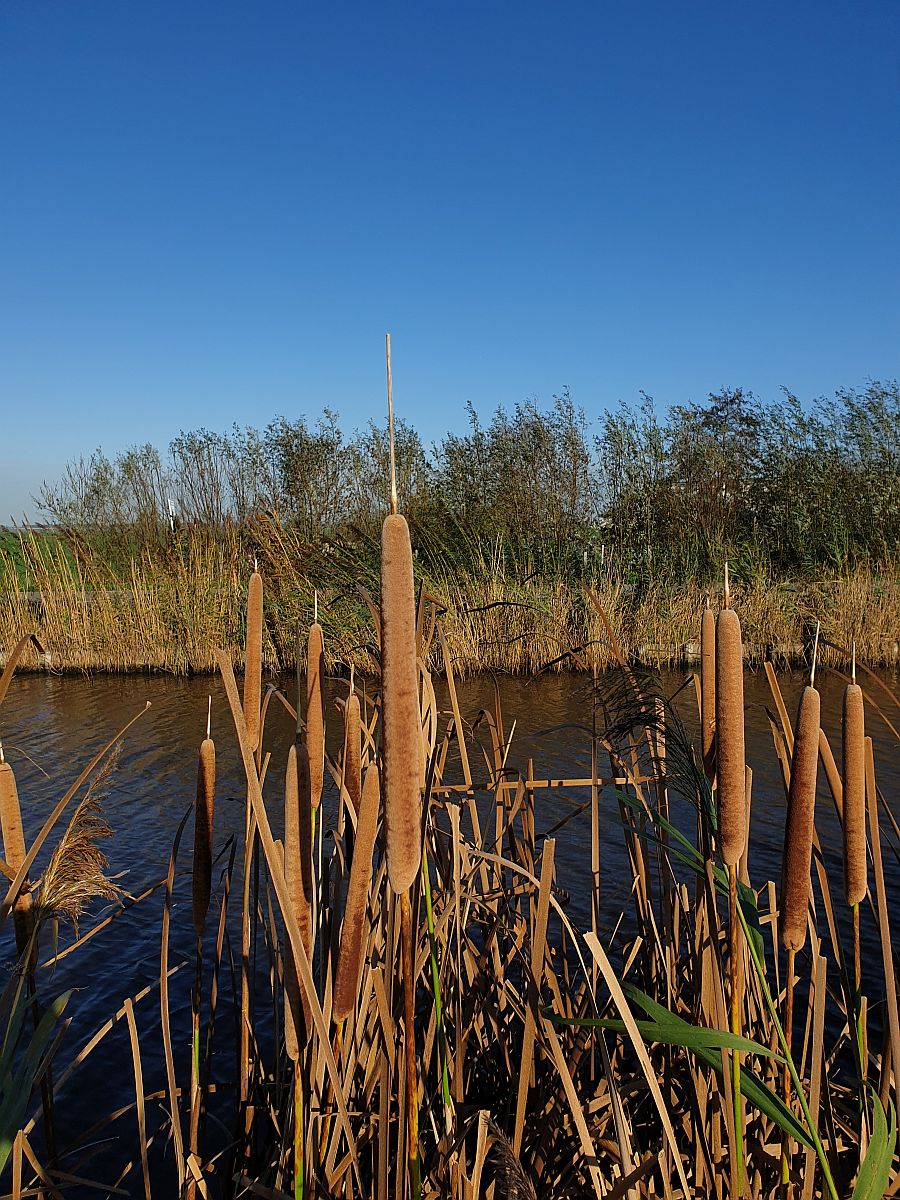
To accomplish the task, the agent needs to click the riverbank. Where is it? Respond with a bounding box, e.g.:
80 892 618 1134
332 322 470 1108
1 538 897 673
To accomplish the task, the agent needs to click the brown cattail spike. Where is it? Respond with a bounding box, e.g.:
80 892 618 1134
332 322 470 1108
715 607 745 865
381 512 422 893
243 571 263 754
842 681 866 905
307 622 325 810
284 741 314 1057
333 764 381 1022
700 604 716 781
344 690 362 818
0 760 34 959
780 685 821 951
192 737 216 937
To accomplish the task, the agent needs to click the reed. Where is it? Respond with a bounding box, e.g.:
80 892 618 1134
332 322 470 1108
243 570 263 754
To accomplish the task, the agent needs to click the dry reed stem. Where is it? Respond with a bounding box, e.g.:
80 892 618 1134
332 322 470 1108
343 691 362 818
307 623 325 810
0 760 34 957
714 608 745 865
841 683 866 906
284 741 313 1056
191 738 216 937
780 686 820 952
700 605 716 782
380 513 422 893
333 764 380 1023
243 572 263 753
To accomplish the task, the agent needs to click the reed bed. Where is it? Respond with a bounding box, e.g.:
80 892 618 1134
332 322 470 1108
0 574 897 1199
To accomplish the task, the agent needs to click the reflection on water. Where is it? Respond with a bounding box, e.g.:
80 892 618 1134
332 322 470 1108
0 666 897 1186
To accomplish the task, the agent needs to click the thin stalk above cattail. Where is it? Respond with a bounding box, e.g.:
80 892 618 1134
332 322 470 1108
243 570 263 755
306 615 325 812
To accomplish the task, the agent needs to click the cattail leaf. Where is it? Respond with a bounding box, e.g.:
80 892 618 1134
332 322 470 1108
851 1091 896 1200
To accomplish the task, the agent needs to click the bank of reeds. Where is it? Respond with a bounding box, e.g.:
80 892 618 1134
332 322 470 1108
0 561 898 1198
1 524 898 673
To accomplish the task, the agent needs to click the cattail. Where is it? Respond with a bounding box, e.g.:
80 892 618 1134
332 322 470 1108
700 604 716 780
333 764 380 1022
842 681 867 905
191 737 216 937
284 741 314 1058
307 622 325 810
243 571 263 754
780 685 820 951
380 512 422 894
714 607 745 865
0 759 34 958
343 689 362 818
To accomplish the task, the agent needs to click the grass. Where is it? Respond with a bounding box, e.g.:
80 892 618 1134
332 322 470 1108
0 569 897 1198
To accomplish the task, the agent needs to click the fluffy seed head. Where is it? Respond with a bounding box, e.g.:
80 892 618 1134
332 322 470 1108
306 622 325 809
714 607 746 865
842 682 867 905
192 738 216 937
333 763 380 1022
780 685 820 951
284 740 314 1059
243 572 263 753
380 512 422 893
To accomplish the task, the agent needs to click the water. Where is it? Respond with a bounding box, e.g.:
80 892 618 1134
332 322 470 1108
0 666 897 1190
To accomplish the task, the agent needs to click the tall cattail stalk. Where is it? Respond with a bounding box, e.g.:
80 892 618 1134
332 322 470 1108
842 644 867 1105
381 333 422 1199
700 599 716 784
307 608 325 817
240 569 263 1140
243 570 263 755
779 625 821 1198
285 737 314 1199
715 578 746 1198
187 705 215 1200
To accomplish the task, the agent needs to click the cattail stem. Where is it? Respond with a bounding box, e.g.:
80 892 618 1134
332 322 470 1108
318 1023 344 1167
400 889 421 1200
294 1067 304 1200
728 862 744 1198
186 937 203 1200
700 604 716 783
781 948 796 1200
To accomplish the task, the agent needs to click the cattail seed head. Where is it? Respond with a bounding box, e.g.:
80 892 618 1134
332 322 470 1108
243 571 263 753
700 605 716 781
714 607 746 865
306 622 325 810
344 691 362 817
780 685 820 951
284 741 314 1059
842 682 867 906
380 512 422 894
333 763 380 1022
0 761 34 958
192 738 216 937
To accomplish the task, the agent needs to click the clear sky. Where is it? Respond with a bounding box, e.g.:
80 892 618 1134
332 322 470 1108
1 1 898 521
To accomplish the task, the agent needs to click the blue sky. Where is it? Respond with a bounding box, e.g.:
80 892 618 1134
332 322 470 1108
1 1 898 520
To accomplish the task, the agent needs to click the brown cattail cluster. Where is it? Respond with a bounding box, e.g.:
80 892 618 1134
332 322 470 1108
192 737 216 937
307 622 325 811
0 759 35 958
243 571 263 754
700 605 716 781
284 740 314 1059
714 607 746 866
333 763 380 1022
380 512 422 894
780 685 820 951
842 682 867 906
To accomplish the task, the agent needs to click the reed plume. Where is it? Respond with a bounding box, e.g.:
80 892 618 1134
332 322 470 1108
714 605 746 866
243 570 263 754
306 619 325 811
333 763 380 1023
700 602 715 782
